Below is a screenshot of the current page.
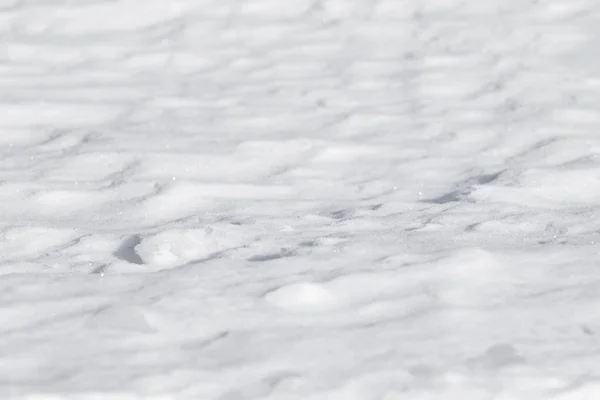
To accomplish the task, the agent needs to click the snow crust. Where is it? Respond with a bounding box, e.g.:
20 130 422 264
2 0 600 398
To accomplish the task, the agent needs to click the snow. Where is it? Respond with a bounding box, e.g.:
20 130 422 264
2 0 600 398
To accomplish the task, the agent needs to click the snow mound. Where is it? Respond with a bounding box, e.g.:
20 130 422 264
135 226 250 268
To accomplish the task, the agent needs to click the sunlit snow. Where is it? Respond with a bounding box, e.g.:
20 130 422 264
1 0 600 398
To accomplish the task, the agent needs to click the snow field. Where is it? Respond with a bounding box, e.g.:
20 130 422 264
2 0 600 398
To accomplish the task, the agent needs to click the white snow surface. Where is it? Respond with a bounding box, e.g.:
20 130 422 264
2 0 600 398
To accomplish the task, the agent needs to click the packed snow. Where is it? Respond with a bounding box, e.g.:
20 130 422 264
2 0 600 398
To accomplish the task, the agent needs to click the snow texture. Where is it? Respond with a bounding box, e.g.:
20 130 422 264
1 0 600 398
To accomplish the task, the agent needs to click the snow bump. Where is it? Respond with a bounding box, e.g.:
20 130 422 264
264 282 340 312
